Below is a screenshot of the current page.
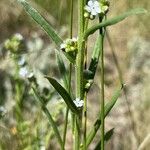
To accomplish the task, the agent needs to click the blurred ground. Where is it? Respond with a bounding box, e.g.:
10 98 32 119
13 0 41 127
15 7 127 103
0 0 150 150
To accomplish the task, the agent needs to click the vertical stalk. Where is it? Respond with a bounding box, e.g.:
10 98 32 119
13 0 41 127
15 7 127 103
83 18 88 150
99 14 105 150
74 0 84 149
63 0 74 148
76 0 84 99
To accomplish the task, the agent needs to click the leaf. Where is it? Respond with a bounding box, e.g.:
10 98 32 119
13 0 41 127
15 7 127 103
88 35 103 79
86 85 123 148
17 0 62 46
17 0 75 64
32 87 63 149
94 128 114 150
56 52 69 90
84 8 147 38
45 76 79 114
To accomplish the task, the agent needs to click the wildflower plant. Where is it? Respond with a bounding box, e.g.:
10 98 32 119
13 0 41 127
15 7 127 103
15 0 147 149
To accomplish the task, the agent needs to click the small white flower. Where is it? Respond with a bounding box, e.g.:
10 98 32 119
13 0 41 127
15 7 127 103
40 146 45 150
27 72 34 78
85 0 101 16
73 98 84 108
18 56 26 66
72 37 78 42
14 33 24 41
19 67 29 78
60 43 67 50
0 106 7 117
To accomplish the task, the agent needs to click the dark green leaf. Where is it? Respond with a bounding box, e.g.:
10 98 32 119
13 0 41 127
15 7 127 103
45 76 79 114
84 8 147 38
94 128 114 150
88 35 103 79
86 85 123 147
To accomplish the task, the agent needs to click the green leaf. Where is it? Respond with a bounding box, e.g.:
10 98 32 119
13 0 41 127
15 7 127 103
86 85 123 148
17 0 75 64
88 35 102 79
32 87 63 149
84 8 147 38
56 52 69 90
17 0 62 46
94 128 114 150
45 76 79 114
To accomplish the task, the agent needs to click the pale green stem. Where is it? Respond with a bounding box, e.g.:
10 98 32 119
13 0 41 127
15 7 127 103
75 0 85 149
83 18 89 150
99 12 105 150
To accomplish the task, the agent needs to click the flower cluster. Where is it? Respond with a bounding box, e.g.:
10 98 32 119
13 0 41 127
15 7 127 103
60 37 78 53
4 33 26 54
73 98 84 108
84 0 110 20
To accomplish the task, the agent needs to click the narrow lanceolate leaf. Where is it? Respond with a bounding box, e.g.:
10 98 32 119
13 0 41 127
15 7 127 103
56 52 69 90
17 0 63 46
45 76 79 114
84 8 147 38
94 128 114 150
17 0 75 64
88 35 102 79
32 87 63 149
86 85 123 148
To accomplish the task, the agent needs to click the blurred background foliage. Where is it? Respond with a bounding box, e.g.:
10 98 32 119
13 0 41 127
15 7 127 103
0 0 150 150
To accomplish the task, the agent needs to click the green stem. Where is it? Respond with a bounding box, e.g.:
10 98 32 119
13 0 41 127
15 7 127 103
99 15 105 150
83 18 88 150
75 0 84 149
76 0 84 99
83 92 87 150
14 57 23 122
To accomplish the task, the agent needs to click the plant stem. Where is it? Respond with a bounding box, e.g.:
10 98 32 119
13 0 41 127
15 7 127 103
76 0 84 99
83 92 87 150
99 16 105 150
83 18 88 150
74 0 85 149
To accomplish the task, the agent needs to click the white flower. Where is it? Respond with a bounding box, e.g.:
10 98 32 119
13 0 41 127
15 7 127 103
85 0 101 16
72 37 78 42
27 72 34 78
60 43 67 50
0 106 7 117
18 56 26 66
19 67 29 78
73 98 84 108
14 33 24 41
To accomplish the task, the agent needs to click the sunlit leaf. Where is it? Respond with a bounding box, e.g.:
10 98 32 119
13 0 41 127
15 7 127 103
86 85 123 147
84 8 147 38
45 76 79 114
88 35 103 79
17 0 75 64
